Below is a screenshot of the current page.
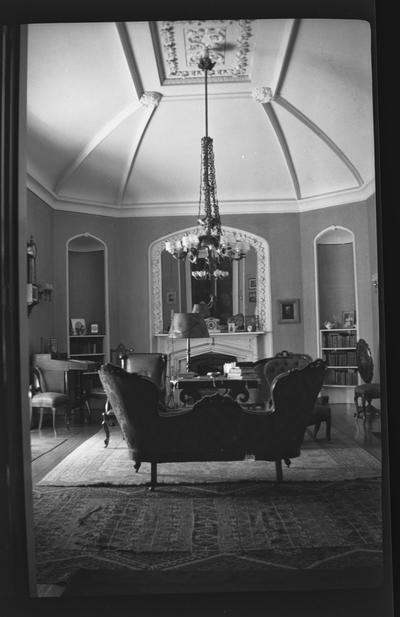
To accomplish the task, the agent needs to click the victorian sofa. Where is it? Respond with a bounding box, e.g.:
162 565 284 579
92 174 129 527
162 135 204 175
99 358 327 488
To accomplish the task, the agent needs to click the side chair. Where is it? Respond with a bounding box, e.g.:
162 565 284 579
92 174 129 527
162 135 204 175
29 365 71 433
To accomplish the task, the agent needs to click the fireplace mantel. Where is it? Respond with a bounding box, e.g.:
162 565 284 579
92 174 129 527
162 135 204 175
154 331 271 376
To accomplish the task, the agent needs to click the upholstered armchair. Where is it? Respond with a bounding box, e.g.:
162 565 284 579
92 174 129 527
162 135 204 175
99 359 327 488
122 352 168 400
101 352 168 446
264 351 331 440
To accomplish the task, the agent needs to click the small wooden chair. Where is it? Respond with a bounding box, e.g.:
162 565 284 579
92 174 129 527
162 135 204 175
30 366 71 433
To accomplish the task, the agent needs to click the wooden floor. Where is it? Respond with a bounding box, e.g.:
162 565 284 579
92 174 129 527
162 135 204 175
31 403 382 484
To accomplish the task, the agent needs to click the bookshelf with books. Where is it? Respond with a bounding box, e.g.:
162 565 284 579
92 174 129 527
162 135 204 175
69 334 105 365
319 328 358 387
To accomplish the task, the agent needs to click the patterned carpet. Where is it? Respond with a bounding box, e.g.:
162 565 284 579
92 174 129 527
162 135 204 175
33 478 383 592
37 426 382 486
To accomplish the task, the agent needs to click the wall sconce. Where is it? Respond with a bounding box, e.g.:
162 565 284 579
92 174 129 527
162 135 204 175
27 235 53 314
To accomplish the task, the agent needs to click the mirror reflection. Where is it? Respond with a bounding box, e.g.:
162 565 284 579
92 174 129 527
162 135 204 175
161 244 257 332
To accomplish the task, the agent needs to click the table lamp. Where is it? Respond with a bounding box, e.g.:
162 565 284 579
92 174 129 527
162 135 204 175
168 312 209 372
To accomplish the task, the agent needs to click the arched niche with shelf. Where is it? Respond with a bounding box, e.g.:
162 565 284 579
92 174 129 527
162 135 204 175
66 233 109 364
314 225 359 401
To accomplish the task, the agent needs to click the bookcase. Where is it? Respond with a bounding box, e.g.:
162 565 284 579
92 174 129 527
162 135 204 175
319 328 358 387
69 334 105 364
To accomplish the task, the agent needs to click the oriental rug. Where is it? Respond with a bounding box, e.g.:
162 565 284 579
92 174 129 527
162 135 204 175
37 426 382 486
33 478 383 592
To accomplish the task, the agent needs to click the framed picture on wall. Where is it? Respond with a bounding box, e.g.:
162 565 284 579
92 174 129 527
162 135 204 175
248 290 256 303
70 318 86 335
277 299 300 324
248 277 257 290
166 291 176 304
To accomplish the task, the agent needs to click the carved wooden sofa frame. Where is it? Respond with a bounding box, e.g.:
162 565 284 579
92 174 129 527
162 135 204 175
99 359 327 489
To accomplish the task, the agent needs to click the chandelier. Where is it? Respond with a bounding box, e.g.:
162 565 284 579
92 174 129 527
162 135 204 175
165 48 249 279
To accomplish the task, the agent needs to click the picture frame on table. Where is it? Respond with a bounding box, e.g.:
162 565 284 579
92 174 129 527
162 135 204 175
342 310 356 327
70 318 86 335
90 322 100 334
277 299 300 323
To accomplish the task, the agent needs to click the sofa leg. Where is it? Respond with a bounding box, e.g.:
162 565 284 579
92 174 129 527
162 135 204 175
149 462 157 491
275 459 283 482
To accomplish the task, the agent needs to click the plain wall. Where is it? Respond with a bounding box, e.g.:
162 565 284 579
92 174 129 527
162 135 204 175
69 250 105 329
317 243 356 327
26 192 54 356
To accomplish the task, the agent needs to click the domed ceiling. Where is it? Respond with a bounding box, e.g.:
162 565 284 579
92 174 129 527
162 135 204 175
26 18 375 217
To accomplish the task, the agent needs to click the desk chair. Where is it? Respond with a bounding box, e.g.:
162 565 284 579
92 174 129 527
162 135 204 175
30 366 71 432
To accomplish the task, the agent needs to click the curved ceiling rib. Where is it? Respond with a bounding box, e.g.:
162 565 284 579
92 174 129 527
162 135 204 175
117 97 162 205
275 95 364 187
271 18 300 97
54 104 140 194
261 102 301 200
115 21 144 101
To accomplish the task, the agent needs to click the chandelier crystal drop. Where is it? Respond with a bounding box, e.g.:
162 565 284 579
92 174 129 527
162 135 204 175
165 47 249 279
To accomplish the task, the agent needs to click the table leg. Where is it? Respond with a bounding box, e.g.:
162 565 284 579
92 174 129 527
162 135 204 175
227 383 250 403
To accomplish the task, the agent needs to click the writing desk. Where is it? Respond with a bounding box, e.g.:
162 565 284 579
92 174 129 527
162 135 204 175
170 374 260 405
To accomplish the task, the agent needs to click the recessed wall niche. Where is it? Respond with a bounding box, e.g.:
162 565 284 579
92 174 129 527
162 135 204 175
67 234 109 363
315 225 358 402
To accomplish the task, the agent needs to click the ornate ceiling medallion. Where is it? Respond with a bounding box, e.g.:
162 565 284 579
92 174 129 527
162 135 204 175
152 19 253 84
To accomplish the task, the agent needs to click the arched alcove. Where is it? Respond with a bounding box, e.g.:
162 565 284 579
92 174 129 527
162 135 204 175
66 233 110 363
314 225 359 402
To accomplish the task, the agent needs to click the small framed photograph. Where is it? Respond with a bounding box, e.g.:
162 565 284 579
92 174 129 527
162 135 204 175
90 322 100 334
342 310 356 327
71 318 86 335
248 290 256 303
166 290 176 304
248 277 257 290
277 299 300 324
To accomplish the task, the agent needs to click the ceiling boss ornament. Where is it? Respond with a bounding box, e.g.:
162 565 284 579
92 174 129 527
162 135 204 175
165 47 250 280
252 86 273 104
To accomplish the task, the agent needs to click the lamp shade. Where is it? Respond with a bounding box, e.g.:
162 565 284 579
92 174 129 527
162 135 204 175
192 302 210 318
168 313 209 339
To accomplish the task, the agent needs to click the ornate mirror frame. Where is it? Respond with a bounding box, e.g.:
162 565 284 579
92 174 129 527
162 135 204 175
149 226 271 339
